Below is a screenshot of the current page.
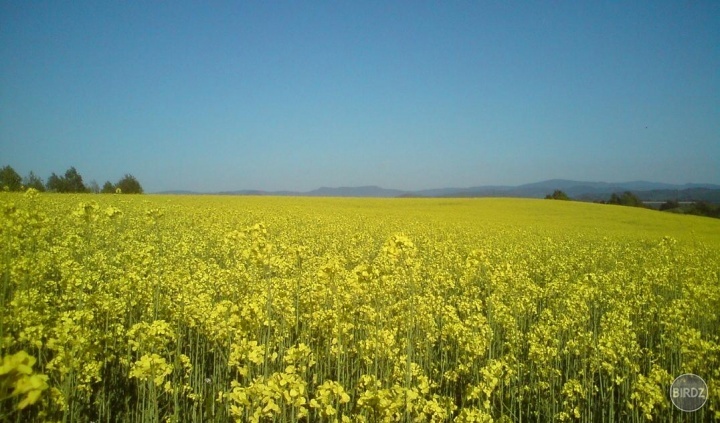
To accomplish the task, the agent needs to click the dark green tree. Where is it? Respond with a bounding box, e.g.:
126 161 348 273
545 190 570 200
23 171 46 192
101 181 116 193
621 191 643 207
608 193 621 205
659 200 679 211
0 165 22 191
46 172 66 192
64 167 87 193
608 191 644 207
116 174 143 194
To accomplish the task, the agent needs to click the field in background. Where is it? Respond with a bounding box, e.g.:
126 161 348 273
2 192 719 422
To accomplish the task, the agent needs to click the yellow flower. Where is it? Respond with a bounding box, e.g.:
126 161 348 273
0 351 49 410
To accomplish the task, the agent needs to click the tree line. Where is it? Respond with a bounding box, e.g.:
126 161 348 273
546 189 645 206
546 189 719 219
0 165 143 194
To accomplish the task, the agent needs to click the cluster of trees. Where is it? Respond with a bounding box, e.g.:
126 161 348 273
660 200 720 219
0 165 143 194
545 189 719 219
659 200 680 211
545 190 571 200
606 191 644 207
546 190 646 207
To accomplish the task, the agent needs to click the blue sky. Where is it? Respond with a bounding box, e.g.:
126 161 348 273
1 1 718 192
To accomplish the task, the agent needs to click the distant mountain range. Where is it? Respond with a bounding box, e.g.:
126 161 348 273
156 179 720 203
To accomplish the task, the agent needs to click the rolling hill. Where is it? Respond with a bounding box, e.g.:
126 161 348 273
156 180 720 203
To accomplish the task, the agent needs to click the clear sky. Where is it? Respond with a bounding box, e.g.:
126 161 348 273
1 1 719 192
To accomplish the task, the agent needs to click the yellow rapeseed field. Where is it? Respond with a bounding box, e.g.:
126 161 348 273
1 191 719 422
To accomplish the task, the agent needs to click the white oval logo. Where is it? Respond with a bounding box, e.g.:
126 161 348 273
670 373 708 412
